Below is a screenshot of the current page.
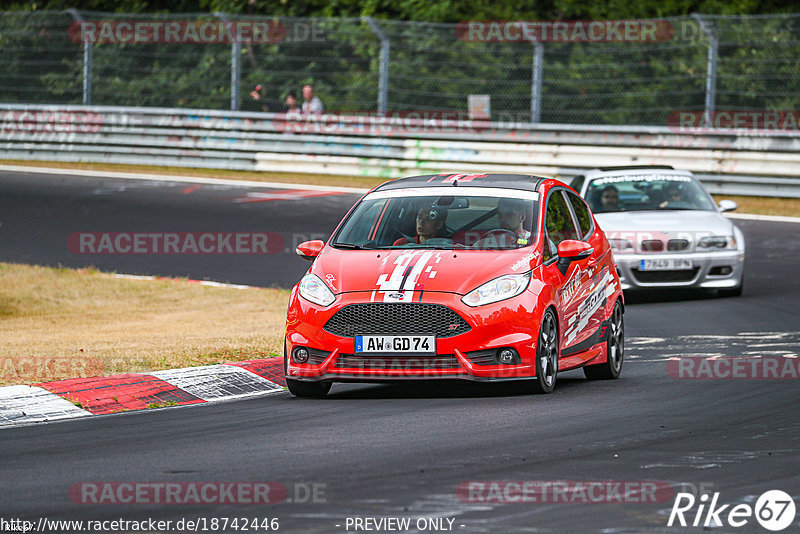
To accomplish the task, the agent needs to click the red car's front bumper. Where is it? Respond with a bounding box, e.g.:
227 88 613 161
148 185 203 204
285 288 545 382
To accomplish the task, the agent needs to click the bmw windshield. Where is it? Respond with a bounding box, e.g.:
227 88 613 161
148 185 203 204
586 174 715 213
333 187 539 250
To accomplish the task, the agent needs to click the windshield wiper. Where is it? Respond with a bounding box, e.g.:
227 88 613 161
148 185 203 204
331 243 368 250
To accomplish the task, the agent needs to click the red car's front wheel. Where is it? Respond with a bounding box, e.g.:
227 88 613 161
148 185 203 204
532 308 559 394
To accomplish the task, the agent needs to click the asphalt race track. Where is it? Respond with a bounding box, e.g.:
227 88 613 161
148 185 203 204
0 170 361 287
1 169 799 533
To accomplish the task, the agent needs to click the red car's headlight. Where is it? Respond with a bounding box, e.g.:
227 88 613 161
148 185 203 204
298 274 335 307
462 272 531 307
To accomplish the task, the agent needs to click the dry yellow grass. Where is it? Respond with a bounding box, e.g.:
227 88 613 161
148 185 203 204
711 194 800 217
0 263 290 386
3 159 799 217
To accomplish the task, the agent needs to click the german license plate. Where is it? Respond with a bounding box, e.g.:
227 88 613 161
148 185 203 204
355 335 436 354
639 258 693 271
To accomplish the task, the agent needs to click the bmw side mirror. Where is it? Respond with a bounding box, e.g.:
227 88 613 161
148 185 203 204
718 200 738 212
296 240 325 261
556 240 594 275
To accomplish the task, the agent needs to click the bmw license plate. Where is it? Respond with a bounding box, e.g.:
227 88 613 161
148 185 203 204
355 335 436 354
639 259 693 271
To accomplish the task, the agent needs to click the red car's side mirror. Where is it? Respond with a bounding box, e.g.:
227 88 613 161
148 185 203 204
296 240 325 261
556 240 594 275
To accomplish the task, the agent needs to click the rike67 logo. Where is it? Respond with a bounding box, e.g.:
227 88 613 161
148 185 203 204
668 490 796 531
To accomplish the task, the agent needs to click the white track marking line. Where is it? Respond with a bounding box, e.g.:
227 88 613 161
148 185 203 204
725 213 800 224
0 164 367 193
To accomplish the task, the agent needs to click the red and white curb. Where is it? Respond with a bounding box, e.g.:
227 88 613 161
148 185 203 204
0 359 285 428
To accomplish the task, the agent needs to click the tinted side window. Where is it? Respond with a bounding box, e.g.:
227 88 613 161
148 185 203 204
543 190 580 261
566 191 592 239
570 175 585 192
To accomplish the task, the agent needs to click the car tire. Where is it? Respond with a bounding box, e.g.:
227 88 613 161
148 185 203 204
284 341 332 397
286 378 332 398
584 300 624 380
531 308 559 394
717 280 743 298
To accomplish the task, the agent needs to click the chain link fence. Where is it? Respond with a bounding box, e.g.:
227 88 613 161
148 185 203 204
1 11 799 126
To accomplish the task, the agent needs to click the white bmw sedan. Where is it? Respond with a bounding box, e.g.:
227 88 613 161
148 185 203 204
571 166 745 296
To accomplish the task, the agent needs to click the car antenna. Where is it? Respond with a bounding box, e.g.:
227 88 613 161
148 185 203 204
453 179 458 187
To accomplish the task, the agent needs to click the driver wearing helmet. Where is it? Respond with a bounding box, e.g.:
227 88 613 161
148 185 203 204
394 205 448 245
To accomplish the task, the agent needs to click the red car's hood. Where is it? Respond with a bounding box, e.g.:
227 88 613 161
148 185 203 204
310 247 541 295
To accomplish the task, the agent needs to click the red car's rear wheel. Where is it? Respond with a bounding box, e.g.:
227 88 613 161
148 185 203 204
584 300 624 380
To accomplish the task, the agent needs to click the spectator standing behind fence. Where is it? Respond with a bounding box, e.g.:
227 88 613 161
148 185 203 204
285 92 300 114
246 85 274 112
245 86 302 114
301 84 324 115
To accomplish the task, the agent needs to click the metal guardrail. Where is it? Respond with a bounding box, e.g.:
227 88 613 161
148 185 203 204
2 104 799 197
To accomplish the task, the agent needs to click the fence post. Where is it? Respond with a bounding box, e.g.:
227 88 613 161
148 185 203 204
363 17 389 115
530 42 544 123
67 9 92 105
217 12 241 111
693 14 718 124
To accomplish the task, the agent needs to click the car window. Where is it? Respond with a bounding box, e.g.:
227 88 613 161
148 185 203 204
566 191 592 239
332 191 539 250
585 174 715 213
570 175 585 192
543 190 579 261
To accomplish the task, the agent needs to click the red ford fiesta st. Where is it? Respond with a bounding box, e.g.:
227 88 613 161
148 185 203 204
285 173 625 397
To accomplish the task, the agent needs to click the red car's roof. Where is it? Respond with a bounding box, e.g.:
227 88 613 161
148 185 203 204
373 173 548 192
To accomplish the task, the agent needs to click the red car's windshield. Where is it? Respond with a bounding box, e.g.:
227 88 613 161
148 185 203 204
333 190 539 250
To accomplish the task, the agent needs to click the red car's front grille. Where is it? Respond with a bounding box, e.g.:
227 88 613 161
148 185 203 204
323 303 471 338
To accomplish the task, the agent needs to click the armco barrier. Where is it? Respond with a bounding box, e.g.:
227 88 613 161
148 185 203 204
1 104 799 197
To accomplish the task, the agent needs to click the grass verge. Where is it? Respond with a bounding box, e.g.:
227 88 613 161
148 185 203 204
0 263 289 387
2 159 799 217
711 194 800 218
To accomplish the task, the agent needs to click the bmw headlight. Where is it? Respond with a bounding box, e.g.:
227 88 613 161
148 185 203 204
462 272 531 307
609 238 634 252
298 273 335 307
697 235 736 250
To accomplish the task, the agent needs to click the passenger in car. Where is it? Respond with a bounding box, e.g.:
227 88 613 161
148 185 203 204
393 205 448 245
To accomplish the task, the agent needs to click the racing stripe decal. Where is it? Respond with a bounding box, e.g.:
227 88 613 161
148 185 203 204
374 251 435 302
564 269 613 346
